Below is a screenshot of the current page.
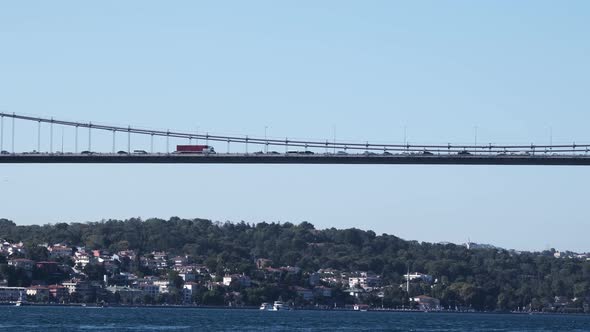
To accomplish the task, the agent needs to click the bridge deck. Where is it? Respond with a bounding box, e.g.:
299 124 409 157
1 153 590 165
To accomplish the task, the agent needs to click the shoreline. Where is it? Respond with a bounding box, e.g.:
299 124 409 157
1 303 588 316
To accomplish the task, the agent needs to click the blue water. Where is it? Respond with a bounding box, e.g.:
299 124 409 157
0 307 589 331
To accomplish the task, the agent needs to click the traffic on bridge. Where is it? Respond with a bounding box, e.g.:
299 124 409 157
0 112 589 165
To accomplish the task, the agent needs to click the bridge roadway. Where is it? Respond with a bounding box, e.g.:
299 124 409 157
1 153 590 165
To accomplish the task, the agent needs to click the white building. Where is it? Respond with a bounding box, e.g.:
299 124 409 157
223 275 251 287
348 274 381 289
183 282 198 303
404 272 434 284
74 252 92 268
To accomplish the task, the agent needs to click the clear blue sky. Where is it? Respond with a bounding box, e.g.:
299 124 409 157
1 1 589 252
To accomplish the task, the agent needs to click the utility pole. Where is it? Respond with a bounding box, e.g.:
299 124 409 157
11 113 15 154
112 130 116 154
0 114 3 152
166 130 170 154
75 125 79 153
50 118 54 153
474 126 478 155
265 126 268 153
88 122 92 152
404 126 407 146
37 121 41 152
150 133 154 154
332 125 336 154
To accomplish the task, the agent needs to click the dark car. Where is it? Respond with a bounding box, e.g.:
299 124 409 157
458 150 471 155
383 151 393 156
1 150 10 155
117 150 129 155
422 151 433 155
80 150 93 155
302 151 314 155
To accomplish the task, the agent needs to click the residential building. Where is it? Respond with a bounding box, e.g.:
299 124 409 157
48 285 68 300
48 244 72 258
223 274 251 287
153 280 170 294
173 256 188 267
26 286 50 301
308 272 320 286
0 286 26 302
74 252 92 268
179 272 196 282
106 286 144 303
405 272 434 284
8 258 34 272
314 286 332 297
62 280 94 299
36 261 59 274
139 283 160 298
183 282 199 303
294 286 314 301
348 274 381 289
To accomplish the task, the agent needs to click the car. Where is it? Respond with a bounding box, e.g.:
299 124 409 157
363 151 377 156
267 151 280 155
0 150 9 155
253 151 264 155
133 150 148 154
383 151 393 156
337 151 348 155
287 151 299 155
458 150 471 155
117 150 129 155
302 151 314 155
80 150 93 155
422 151 433 155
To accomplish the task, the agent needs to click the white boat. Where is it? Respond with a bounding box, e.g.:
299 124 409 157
272 301 290 311
259 302 273 310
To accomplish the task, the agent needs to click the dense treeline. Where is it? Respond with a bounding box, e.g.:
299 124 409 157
1 217 589 311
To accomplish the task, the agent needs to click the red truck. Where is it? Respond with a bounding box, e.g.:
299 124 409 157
175 145 215 154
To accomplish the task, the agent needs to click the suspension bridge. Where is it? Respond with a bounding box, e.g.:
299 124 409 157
0 112 589 165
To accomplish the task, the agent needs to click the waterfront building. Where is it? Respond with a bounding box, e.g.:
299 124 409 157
0 286 26 302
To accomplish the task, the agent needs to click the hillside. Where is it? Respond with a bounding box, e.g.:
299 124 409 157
0 217 589 311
